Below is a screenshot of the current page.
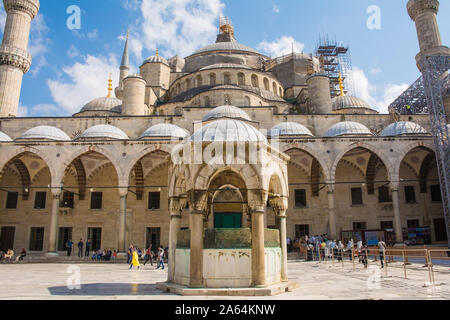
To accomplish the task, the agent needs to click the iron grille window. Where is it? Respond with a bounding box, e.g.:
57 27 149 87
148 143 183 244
34 192 47 209
58 227 73 251
29 227 44 251
380 221 394 230
90 192 103 209
434 219 448 242
294 189 307 208
87 228 102 251
148 192 161 210
295 224 310 238
6 192 18 209
353 222 367 230
61 192 74 208
146 228 161 249
378 186 392 203
351 188 363 205
407 219 420 229
430 185 442 202
404 186 416 203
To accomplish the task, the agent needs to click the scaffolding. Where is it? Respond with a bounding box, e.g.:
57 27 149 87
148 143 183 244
388 76 428 115
419 55 450 249
315 35 354 98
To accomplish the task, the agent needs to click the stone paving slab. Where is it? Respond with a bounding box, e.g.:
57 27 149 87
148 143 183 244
0 260 448 300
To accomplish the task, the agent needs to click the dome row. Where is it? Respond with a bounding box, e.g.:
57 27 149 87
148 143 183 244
0 120 430 143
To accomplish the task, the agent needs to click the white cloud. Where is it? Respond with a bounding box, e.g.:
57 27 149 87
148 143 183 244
352 66 409 114
47 55 119 115
257 36 305 58
87 29 98 40
273 5 280 13
67 44 80 59
127 0 225 58
28 13 50 57
17 104 28 117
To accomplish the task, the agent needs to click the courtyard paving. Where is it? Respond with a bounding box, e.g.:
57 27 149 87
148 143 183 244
0 259 449 300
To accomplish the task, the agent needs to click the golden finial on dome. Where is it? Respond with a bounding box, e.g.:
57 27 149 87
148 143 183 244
339 72 345 97
107 73 112 98
156 48 159 57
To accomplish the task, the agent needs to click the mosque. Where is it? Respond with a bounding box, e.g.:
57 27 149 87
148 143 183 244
0 0 448 291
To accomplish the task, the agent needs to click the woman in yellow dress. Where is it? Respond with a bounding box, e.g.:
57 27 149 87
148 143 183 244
129 248 140 271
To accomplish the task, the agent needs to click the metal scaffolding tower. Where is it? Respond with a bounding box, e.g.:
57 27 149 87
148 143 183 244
315 35 354 98
388 76 428 114
420 55 450 249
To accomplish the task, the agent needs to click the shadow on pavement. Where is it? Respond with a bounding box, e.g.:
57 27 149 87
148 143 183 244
48 283 172 296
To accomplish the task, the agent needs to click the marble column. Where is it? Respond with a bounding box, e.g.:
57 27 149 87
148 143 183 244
251 209 266 287
47 187 61 256
277 210 288 282
168 197 184 283
118 188 128 254
391 183 403 242
189 209 204 287
327 183 337 239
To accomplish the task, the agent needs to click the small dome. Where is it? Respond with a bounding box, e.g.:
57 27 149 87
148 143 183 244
0 131 13 142
324 121 373 137
381 121 428 136
18 126 71 141
80 97 122 113
79 125 129 140
203 105 251 122
191 119 267 143
270 122 314 137
142 55 169 66
140 123 189 139
332 96 374 111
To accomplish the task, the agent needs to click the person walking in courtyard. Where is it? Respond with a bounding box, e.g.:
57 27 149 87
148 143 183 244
85 239 91 257
66 239 73 257
127 245 134 264
143 244 153 266
129 248 140 271
77 239 84 258
156 246 165 270
378 238 387 268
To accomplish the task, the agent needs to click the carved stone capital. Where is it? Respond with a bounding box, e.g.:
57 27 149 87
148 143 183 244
187 190 208 212
4 0 40 19
0 45 32 73
248 189 268 212
407 0 439 21
169 196 187 214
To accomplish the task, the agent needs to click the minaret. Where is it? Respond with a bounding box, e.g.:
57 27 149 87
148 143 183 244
115 32 130 100
0 0 40 117
407 0 450 120
407 0 450 70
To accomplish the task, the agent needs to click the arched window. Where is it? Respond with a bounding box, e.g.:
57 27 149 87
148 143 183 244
238 73 245 86
263 77 270 91
210 73 216 86
196 75 203 87
279 87 283 97
251 74 259 88
273 82 277 94
186 79 191 90
176 83 181 95
245 96 251 106
224 95 231 105
224 73 231 85
204 96 211 107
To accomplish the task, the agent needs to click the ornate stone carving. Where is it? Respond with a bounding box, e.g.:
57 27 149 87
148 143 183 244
3 0 40 19
407 0 439 21
169 196 187 215
187 190 208 212
0 45 32 73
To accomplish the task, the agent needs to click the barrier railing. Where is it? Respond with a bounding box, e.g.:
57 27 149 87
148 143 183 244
299 245 449 287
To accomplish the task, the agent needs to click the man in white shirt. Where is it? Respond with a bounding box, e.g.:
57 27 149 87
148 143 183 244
378 239 387 268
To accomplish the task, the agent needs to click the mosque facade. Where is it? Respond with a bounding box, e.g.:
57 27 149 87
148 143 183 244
0 0 448 273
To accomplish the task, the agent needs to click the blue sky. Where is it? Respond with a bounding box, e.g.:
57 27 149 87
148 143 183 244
0 0 449 116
